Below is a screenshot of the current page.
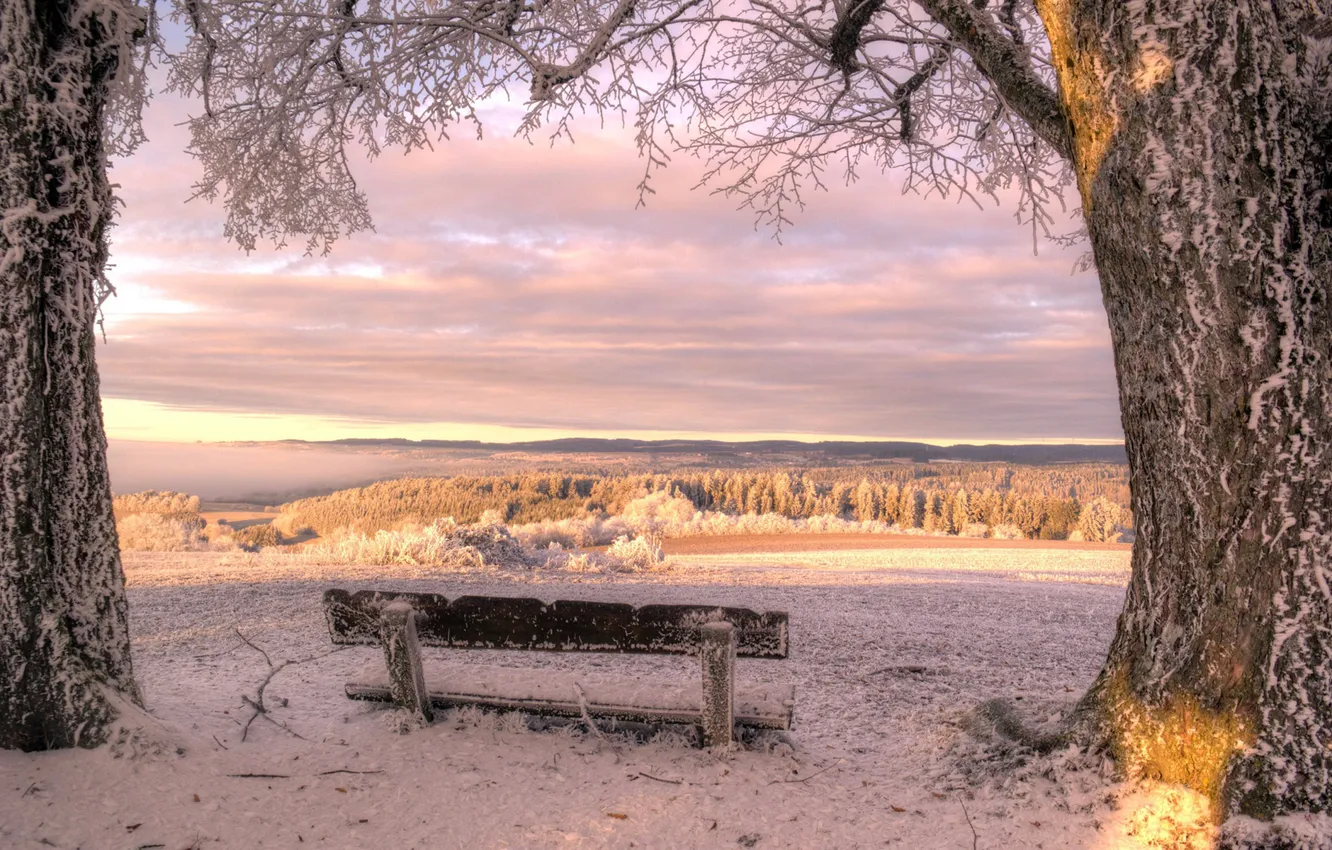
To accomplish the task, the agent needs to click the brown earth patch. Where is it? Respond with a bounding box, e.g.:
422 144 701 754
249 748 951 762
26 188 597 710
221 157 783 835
199 509 276 531
658 533 1131 556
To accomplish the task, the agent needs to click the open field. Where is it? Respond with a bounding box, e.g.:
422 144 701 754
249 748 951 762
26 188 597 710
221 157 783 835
199 507 278 532
2 543 1228 849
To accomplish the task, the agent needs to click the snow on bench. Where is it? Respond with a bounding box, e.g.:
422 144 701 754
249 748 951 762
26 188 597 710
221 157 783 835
323 589 793 747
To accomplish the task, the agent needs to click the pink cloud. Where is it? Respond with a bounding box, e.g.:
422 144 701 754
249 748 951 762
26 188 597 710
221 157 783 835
100 92 1120 442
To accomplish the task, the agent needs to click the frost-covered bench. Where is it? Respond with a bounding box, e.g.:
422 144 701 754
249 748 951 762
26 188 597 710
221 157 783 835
323 589 793 747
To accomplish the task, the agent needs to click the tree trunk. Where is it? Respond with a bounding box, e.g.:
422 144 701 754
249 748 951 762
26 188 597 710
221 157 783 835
1037 0 1332 828
0 0 142 750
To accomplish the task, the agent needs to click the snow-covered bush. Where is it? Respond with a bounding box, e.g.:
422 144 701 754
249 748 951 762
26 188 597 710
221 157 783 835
958 522 990 538
511 508 932 544
988 523 1026 540
478 508 507 526
113 489 224 551
289 518 669 574
116 513 208 552
604 534 665 571
232 523 283 551
113 490 202 519
510 515 632 549
620 491 698 532
296 519 535 569
447 521 532 565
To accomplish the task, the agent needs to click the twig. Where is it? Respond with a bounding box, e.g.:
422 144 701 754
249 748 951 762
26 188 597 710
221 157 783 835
233 627 272 668
234 628 348 742
316 769 385 776
961 801 979 850
193 640 246 660
864 664 931 677
767 759 843 785
637 771 683 785
241 694 308 742
226 773 291 778
211 734 229 750
572 682 607 742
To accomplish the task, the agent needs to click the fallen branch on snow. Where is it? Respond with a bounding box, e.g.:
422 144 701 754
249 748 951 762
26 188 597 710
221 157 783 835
961 801 979 850
317 769 385 776
637 771 683 785
767 759 843 785
234 627 348 742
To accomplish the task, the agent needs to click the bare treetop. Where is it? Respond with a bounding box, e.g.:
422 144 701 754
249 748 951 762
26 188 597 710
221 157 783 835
164 0 1075 252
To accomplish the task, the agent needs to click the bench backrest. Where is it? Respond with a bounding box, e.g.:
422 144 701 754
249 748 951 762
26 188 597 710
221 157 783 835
324 589 788 659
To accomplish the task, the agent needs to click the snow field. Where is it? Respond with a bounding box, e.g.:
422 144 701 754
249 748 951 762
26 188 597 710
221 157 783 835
1 546 1226 849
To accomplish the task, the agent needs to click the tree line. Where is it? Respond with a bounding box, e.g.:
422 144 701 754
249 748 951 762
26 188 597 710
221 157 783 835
279 463 1131 541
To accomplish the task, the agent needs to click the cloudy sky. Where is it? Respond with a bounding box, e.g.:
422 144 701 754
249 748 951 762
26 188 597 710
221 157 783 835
100 91 1122 446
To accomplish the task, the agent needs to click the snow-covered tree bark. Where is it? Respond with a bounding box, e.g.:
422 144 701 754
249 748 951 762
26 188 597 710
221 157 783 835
1036 0 1332 827
0 0 143 750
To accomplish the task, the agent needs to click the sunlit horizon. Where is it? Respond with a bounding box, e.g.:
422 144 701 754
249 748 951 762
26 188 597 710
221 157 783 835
103 398 1123 447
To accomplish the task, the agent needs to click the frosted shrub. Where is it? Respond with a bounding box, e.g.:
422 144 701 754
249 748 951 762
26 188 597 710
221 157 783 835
113 490 202 519
989 523 1026 540
306 525 470 567
804 514 883 534
513 509 938 543
478 508 507 526
513 521 580 549
604 535 665 572
116 513 207 552
688 511 899 537
959 522 990 538
206 531 240 552
524 536 666 573
568 554 598 572
298 519 535 569
112 489 225 551
511 515 630 549
447 521 531 565
233 523 283 551
620 492 698 533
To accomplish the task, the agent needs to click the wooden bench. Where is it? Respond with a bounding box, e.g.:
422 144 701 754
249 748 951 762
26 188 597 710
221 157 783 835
323 589 793 747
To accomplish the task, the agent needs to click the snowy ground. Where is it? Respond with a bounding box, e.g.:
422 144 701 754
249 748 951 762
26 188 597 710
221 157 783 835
2 546 1223 849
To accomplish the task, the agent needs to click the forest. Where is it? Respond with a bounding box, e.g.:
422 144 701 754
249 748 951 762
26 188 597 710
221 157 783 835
275 463 1132 542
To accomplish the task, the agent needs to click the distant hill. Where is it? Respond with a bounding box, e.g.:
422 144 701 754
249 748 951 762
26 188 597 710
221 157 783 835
271 437 1128 465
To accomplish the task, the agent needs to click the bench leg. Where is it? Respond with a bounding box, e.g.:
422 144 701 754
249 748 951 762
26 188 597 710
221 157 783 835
699 621 736 748
380 602 433 723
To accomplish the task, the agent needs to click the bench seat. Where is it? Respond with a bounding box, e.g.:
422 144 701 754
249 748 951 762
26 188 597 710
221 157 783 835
324 588 793 746
345 661 795 729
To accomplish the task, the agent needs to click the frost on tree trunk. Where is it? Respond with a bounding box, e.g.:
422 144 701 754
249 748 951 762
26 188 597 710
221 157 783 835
1038 0 1332 826
0 0 142 750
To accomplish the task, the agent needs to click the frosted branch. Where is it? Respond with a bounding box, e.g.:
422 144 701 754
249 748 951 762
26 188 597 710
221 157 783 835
165 0 1074 247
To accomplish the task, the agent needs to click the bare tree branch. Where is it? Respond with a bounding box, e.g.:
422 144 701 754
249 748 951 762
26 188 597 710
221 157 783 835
167 0 1075 248
829 0 885 74
913 0 1071 158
